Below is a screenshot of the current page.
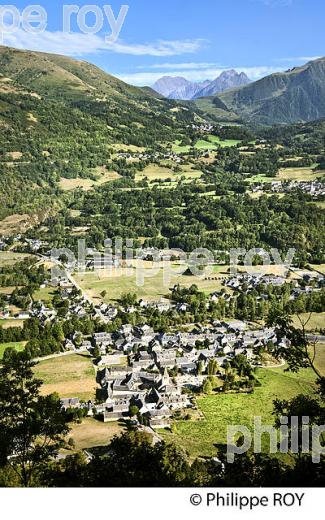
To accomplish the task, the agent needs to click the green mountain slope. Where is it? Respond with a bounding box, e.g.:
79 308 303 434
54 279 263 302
0 46 199 223
210 57 325 124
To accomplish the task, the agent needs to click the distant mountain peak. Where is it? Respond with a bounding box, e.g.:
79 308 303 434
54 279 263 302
152 70 251 100
193 71 251 99
152 76 208 100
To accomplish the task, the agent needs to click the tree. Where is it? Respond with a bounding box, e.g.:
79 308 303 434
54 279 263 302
52 323 65 343
0 351 70 487
129 405 140 418
120 293 138 307
202 379 213 395
267 311 325 387
92 345 100 359
67 437 76 450
273 394 324 457
207 359 219 376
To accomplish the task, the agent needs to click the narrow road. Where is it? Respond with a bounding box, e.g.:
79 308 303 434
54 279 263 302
66 270 110 324
36 254 110 325
33 350 82 363
306 334 325 342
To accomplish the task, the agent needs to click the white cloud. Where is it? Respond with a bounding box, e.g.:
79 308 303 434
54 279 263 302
107 39 205 56
116 65 284 86
252 0 293 6
3 27 204 57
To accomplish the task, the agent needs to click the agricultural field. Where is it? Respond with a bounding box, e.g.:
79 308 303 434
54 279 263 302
64 418 125 452
0 251 31 267
278 166 323 182
59 170 120 192
34 353 97 401
33 286 56 303
208 135 242 147
247 166 324 184
172 135 241 153
0 319 25 329
74 264 228 303
310 264 325 275
135 163 202 183
0 214 33 236
0 341 26 359
161 362 319 460
292 313 325 331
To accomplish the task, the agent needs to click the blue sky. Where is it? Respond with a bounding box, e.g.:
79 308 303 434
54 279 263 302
2 0 324 85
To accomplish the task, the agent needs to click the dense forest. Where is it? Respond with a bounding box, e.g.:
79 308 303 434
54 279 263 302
36 181 325 264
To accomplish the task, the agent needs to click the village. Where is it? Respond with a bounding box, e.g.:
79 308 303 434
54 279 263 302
60 318 282 430
252 179 325 197
1 238 324 438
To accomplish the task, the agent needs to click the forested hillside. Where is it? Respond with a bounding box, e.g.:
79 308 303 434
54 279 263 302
199 57 325 125
0 46 199 222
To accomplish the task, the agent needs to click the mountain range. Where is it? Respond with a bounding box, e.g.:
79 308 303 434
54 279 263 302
0 45 324 137
1 45 325 230
209 57 325 124
152 70 251 100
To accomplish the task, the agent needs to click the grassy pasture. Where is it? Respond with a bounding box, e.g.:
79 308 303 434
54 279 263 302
247 166 323 184
59 170 120 192
309 201 325 210
0 286 16 295
237 264 292 277
0 319 25 329
310 264 325 275
172 135 241 153
172 141 191 153
0 251 31 267
195 139 218 150
161 362 319 459
292 313 325 332
278 166 323 182
247 174 274 184
64 418 125 452
33 286 56 303
208 135 241 147
135 163 202 183
34 353 96 401
74 264 228 303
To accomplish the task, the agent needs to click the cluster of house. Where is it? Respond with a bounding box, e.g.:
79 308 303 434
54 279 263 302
116 150 182 164
223 272 324 301
0 307 31 320
59 320 284 429
224 274 288 291
187 123 215 133
0 235 47 253
252 180 325 197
